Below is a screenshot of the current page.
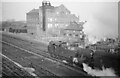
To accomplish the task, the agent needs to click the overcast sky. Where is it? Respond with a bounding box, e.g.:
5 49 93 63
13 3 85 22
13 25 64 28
1 0 119 39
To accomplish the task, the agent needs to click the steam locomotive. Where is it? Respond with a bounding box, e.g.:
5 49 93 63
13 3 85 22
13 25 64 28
48 41 120 76
48 41 94 66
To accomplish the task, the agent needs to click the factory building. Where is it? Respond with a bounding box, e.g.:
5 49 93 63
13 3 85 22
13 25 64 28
61 21 85 44
62 22 84 37
26 1 85 43
26 1 80 36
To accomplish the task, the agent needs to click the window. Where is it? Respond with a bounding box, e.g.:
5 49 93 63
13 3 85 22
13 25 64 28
48 18 53 22
56 12 59 14
75 34 78 37
66 12 69 15
30 33 34 35
80 35 83 38
54 18 57 21
55 24 58 27
80 31 83 33
65 24 68 26
48 24 52 28
69 34 72 36
66 34 69 36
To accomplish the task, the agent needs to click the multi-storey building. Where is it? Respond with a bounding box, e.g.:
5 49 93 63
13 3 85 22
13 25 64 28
26 1 80 38
61 21 85 45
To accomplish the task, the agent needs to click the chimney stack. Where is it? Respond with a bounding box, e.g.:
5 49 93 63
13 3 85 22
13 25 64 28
42 0 51 31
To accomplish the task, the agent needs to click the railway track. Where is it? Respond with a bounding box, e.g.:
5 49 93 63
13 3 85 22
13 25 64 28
2 54 35 77
2 42 60 77
1 41 92 77
1 40 89 76
1 33 93 77
2 34 84 71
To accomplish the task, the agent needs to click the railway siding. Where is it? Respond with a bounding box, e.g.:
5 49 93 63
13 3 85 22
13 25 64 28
2 41 89 77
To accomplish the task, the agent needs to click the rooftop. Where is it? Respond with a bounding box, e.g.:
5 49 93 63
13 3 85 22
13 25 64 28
27 9 39 14
27 2 70 14
64 21 84 31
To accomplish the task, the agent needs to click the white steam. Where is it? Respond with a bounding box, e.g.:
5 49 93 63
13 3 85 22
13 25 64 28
82 63 117 77
82 2 118 43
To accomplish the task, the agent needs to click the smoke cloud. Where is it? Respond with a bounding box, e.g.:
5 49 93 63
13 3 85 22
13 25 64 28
83 2 118 41
82 63 117 77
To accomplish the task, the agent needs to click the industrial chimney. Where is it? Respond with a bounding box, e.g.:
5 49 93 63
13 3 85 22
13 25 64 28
42 0 51 31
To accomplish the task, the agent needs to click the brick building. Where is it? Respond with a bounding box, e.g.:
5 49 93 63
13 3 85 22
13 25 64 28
61 21 85 44
26 1 80 38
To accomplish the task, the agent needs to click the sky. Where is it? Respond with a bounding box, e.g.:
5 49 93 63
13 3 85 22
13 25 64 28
1 0 119 40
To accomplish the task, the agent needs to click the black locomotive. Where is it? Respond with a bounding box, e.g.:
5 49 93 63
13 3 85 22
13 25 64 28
48 41 120 76
48 41 94 66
